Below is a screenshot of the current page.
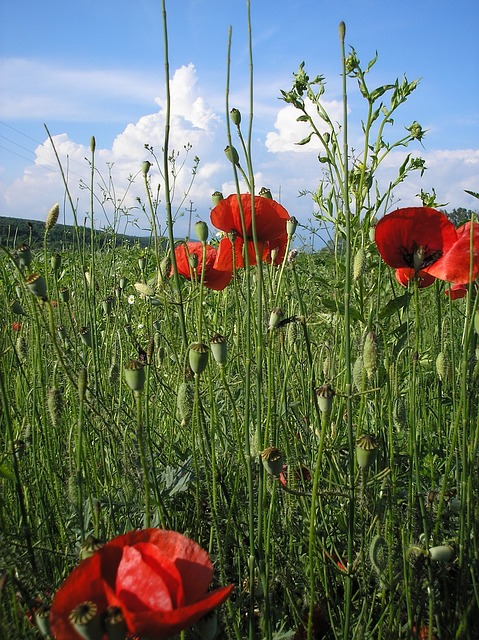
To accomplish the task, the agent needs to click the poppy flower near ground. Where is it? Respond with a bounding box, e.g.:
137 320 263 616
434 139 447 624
12 321 22 331
211 193 290 269
445 283 467 299
49 528 234 640
394 268 436 289
375 207 457 273
173 241 233 291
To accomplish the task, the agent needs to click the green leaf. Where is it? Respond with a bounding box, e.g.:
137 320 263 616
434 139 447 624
379 293 411 319
296 132 314 146
465 190 479 200
296 115 309 122
0 465 14 481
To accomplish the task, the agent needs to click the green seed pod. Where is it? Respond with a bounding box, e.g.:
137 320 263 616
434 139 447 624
69 601 103 640
352 355 364 391
286 320 299 351
189 252 199 269
211 191 223 206
224 145 240 165
57 325 67 342
34 603 51 638
47 387 63 428
79 326 92 348
356 433 378 470
369 535 388 575
316 384 335 415
435 351 450 383
195 220 209 243
102 296 114 315
261 447 284 477
10 300 25 315
59 287 70 303
429 545 454 563
124 360 146 392
17 244 32 268
79 535 104 560
146 334 155 365
142 160 152 176
259 186 272 199
353 247 365 280
103 606 128 640
119 277 127 291
90 136 96 153
210 333 227 366
195 609 218 640
189 342 209 375
363 331 378 380
26 273 47 299
138 255 147 271
230 108 241 125
16 335 28 361
177 381 194 427
286 216 298 237
45 203 60 232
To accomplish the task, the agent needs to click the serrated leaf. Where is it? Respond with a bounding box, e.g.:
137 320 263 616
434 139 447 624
465 190 479 200
379 293 411 319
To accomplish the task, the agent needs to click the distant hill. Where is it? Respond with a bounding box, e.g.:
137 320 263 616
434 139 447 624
0 216 155 252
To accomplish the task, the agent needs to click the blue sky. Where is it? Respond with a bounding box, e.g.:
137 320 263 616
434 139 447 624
1 0 478 240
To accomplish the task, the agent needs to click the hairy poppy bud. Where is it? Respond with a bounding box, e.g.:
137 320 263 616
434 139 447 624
47 387 63 428
429 545 454 563
268 307 284 330
45 203 60 231
353 247 365 280
363 331 378 379
177 381 194 427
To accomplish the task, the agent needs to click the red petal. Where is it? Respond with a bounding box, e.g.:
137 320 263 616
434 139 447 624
445 283 467 299
394 268 436 288
375 208 457 268
126 584 234 640
427 222 479 283
211 194 290 243
49 553 109 640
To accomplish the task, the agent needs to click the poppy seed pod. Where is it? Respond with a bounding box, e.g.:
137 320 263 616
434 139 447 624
59 287 70 303
69 601 102 640
79 535 105 561
79 326 92 348
210 333 227 366
429 545 455 563
17 244 32 268
286 216 298 237
10 300 25 315
356 433 378 470
259 186 272 199
104 606 128 639
195 221 209 243
142 160 152 176
224 145 240 165
189 342 209 375
26 273 47 299
316 384 335 415
261 447 284 477
211 191 223 206
124 360 146 392
51 253 61 272
189 252 199 269
34 603 51 638
230 108 241 126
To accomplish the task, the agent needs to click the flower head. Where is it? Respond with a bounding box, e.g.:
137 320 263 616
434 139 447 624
445 283 467 299
49 528 234 640
173 241 232 290
211 194 290 269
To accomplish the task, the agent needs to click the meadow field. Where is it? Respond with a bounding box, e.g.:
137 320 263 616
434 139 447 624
1 16 479 640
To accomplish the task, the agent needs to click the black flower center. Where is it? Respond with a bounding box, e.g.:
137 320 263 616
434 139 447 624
401 242 442 270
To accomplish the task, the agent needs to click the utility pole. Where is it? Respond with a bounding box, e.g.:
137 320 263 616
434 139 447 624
186 200 196 241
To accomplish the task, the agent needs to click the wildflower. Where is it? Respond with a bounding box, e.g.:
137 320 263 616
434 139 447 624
428 220 479 283
127 294 136 305
394 268 436 288
211 193 290 269
445 283 467 299
12 321 22 331
49 528 233 640
173 241 233 291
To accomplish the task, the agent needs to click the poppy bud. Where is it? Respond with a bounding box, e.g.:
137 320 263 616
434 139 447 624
224 145 240 165
268 307 284 330
195 221 209 243
26 273 47 299
189 253 199 269
316 384 335 415
435 351 450 383
261 447 284 477
69 601 103 640
363 331 378 379
46 203 60 231
177 381 194 426
230 108 241 125
102 297 114 315
79 326 92 348
124 360 146 392
17 244 32 268
210 333 227 366
16 335 28 360
189 342 209 375
51 253 61 272
47 387 63 428
286 216 298 237
103 606 128 640
429 545 454 562
356 433 378 470
259 186 272 199
369 534 388 575
353 247 365 280
142 160 152 176
211 191 224 206
353 356 364 391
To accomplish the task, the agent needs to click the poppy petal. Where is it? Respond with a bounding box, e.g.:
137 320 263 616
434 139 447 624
394 268 436 288
426 222 479 283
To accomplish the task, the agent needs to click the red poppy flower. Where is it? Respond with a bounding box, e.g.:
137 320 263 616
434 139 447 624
375 207 457 273
49 529 234 640
173 241 233 290
394 268 436 288
12 321 22 331
211 194 290 269
445 283 467 299
426 221 479 284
